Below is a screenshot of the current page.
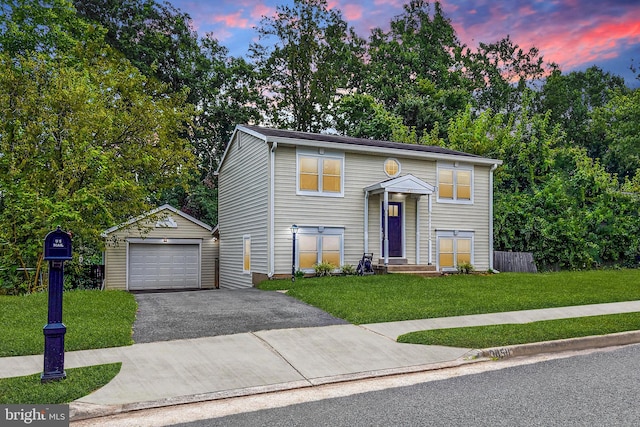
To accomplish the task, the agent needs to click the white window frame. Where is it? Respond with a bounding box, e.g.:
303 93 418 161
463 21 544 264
242 235 251 274
436 230 474 272
296 149 344 197
296 226 344 273
437 162 474 204
383 158 401 178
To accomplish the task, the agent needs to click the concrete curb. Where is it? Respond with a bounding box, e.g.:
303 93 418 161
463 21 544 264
479 330 640 360
69 357 487 422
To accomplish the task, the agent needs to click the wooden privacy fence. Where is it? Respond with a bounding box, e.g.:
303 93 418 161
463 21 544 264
494 251 538 273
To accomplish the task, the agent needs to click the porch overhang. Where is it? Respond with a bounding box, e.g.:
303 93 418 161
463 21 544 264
364 174 435 196
364 175 435 267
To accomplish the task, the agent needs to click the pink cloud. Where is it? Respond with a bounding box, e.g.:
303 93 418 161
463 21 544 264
342 4 364 21
251 4 274 20
212 11 251 29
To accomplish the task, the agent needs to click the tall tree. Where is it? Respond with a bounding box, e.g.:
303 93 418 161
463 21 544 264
0 0 196 292
464 35 551 115
250 0 365 132
536 66 627 161
74 0 262 224
591 88 640 180
363 0 471 140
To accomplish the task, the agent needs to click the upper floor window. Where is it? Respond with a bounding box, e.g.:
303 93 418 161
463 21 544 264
384 158 400 178
437 164 473 203
297 150 344 197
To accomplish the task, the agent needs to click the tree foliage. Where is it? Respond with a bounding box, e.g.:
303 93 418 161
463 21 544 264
250 0 364 132
0 0 195 292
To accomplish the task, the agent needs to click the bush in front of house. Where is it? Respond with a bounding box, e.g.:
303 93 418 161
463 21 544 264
313 262 336 277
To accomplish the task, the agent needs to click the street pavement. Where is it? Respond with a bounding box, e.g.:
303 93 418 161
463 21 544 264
1 300 640 422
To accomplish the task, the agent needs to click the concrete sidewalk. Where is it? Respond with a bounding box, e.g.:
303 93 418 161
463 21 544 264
2 301 640 422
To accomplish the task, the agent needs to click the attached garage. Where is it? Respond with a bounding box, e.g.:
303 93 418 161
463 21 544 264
102 205 218 291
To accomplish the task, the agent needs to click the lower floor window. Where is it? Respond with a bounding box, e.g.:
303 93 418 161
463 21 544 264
437 231 473 270
243 235 251 273
297 227 343 270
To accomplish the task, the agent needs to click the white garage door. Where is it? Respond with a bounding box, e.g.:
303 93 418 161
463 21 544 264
129 244 199 290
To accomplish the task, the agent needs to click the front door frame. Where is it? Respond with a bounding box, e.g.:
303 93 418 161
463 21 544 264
382 201 404 258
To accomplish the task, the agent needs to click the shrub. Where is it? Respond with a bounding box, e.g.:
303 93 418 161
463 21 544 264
457 262 475 274
341 264 357 276
313 262 336 277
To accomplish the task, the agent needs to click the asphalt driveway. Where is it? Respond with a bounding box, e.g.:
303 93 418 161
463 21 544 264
132 288 348 343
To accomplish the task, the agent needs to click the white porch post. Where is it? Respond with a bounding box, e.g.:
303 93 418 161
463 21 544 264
428 193 433 265
415 196 421 265
383 190 389 266
364 191 369 254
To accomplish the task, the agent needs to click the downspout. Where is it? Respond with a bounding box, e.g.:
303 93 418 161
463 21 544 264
268 141 278 278
415 196 420 265
383 190 389 266
364 191 369 254
428 193 433 265
489 163 498 271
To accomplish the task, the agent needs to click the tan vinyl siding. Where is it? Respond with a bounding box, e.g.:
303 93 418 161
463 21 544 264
217 132 269 289
273 147 445 272
429 164 491 270
103 208 216 290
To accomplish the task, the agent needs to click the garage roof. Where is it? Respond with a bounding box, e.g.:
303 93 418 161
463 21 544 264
102 204 212 237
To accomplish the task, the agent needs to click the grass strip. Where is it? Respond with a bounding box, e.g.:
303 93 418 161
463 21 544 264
397 312 640 348
259 270 640 324
0 290 137 357
0 363 121 404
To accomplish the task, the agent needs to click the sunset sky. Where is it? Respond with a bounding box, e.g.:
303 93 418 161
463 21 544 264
169 0 640 87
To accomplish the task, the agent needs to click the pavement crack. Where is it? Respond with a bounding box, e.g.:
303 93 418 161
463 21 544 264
250 332 312 384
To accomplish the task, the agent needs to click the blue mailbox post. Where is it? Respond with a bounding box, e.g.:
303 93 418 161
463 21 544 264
42 226 72 383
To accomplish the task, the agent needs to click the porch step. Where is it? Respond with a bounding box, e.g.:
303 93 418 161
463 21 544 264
374 264 441 276
378 258 408 265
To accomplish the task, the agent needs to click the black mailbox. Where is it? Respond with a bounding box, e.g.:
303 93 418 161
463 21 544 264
43 226 73 261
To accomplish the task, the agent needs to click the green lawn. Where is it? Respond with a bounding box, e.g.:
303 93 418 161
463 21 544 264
398 312 640 348
0 290 137 357
0 363 121 404
259 270 640 324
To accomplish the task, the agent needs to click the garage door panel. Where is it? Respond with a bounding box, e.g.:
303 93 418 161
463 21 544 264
129 244 200 290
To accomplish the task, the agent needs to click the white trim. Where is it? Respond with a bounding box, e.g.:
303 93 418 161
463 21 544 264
365 174 435 195
102 204 212 236
296 149 345 198
383 158 401 178
296 226 344 272
490 163 498 270
126 238 202 244
216 125 503 179
436 163 474 205
268 136 502 166
379 197 405 263
269 141 277 278
126 240 202 291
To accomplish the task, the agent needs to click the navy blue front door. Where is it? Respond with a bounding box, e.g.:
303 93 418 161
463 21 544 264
383 202 402 257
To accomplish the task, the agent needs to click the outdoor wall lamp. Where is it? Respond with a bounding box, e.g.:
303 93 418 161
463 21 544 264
290 224 298 282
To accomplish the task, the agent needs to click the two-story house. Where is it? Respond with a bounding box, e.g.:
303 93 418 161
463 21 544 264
215 125 502 289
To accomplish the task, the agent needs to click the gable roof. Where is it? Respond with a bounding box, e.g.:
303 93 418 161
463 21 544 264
102 204 213 237
216 125 502 174
365 174 436 195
